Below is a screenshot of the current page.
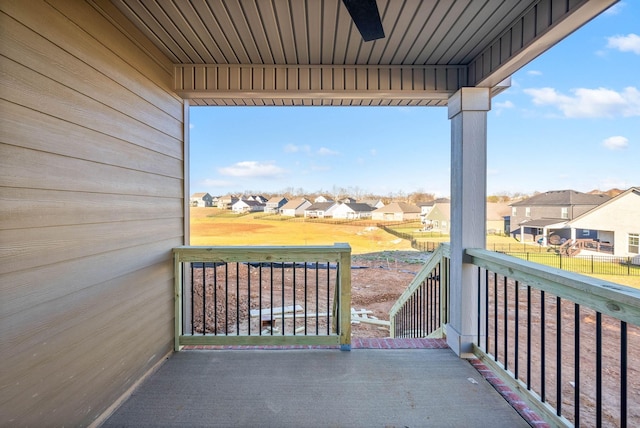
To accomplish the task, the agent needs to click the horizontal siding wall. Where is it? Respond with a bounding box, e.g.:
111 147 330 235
0 0 184 425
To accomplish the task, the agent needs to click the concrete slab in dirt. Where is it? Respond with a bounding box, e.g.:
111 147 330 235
102 349 529 427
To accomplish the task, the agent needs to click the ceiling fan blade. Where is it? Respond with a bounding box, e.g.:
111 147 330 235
342 0 385 42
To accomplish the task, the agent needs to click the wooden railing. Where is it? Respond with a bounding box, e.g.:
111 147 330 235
391 245 639 426
173 244 351 350
467 249 640 427
389 244 450 338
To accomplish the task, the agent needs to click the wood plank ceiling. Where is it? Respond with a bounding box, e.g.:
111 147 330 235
109 0 615 106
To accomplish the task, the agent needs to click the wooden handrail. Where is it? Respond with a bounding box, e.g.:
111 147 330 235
173 244 352 350
466 248 640 325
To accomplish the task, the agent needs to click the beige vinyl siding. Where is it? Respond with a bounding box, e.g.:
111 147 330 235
0 1 184 425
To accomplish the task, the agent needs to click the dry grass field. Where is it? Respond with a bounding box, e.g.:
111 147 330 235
190 207 415 254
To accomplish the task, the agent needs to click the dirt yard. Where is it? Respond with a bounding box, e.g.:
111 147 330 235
349 251 429 338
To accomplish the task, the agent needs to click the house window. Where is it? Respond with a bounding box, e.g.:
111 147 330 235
629 233 639 254
512 207 517 216
561 207 569 219
525 207 531 217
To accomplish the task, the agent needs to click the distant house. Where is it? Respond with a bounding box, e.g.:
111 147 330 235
232 199 265 213
419 198 449 223
340 197 357 204
372 202 421 221
565 187 640 258
304 202 338 218
217 194 239 209
360 199 385 209
264 196 288 213
423 201 451 234
280 198 311 216
314 195 334 203
417 201 435 218
246 195 268 203
190 192 213 207
332 203 374 220
509 190 611 243
486 202 511 235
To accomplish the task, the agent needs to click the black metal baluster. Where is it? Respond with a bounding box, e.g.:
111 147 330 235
527 285 531 390
436 264 441 329
258 264 262 336
596 312 602 428
203 264 207 334
224 263 229 335
190 263 195 336
236 262 240 335
556 296 562 416
247 263 250 336
410 289 415 337
214 263 218 335
494 272 498 359
335 262 340 336
575 303 580 427
270 263 274 336
293 264 297 336
281 263 285 335
621 321 627 428
485 269 489 352
504 275 508 370
304 264 308 335
515 280 519 380
182 262 186 338
315 261 319 335
541 290 546 402
477 267 481 345
326 262 330 336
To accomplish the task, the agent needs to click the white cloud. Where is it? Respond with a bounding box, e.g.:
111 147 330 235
527 70 542 76
370 148 378 156
523 86 640 118
284 143 311 153
607 33 640 54
603 2 625 16
602 136 629 150
218 161 285 178
189 123 195 129
317 147 339 156
494 100 514 109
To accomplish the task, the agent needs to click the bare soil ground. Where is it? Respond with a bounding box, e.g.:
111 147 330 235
349 251 429 338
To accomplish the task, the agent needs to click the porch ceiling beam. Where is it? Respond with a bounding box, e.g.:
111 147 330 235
469 0 618 88
174 64 466 101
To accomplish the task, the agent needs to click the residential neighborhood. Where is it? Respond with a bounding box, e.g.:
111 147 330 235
190 187 639 260
507 188 640 258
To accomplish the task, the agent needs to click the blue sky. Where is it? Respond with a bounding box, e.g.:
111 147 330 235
190 1 639 198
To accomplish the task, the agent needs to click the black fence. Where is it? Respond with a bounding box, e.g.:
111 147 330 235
185 261 339 337
501 252 640 277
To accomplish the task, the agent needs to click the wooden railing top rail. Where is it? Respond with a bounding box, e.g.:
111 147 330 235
466 248 640 326
390 243 450 318
174 243 351 263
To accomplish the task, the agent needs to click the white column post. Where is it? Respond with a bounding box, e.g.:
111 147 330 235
447 87 490 357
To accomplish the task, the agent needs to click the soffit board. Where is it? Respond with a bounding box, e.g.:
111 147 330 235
109 0 616 105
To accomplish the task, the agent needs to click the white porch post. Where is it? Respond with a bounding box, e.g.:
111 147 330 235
447 87 490 357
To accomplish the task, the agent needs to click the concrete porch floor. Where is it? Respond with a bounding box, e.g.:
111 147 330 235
101 340 535 427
